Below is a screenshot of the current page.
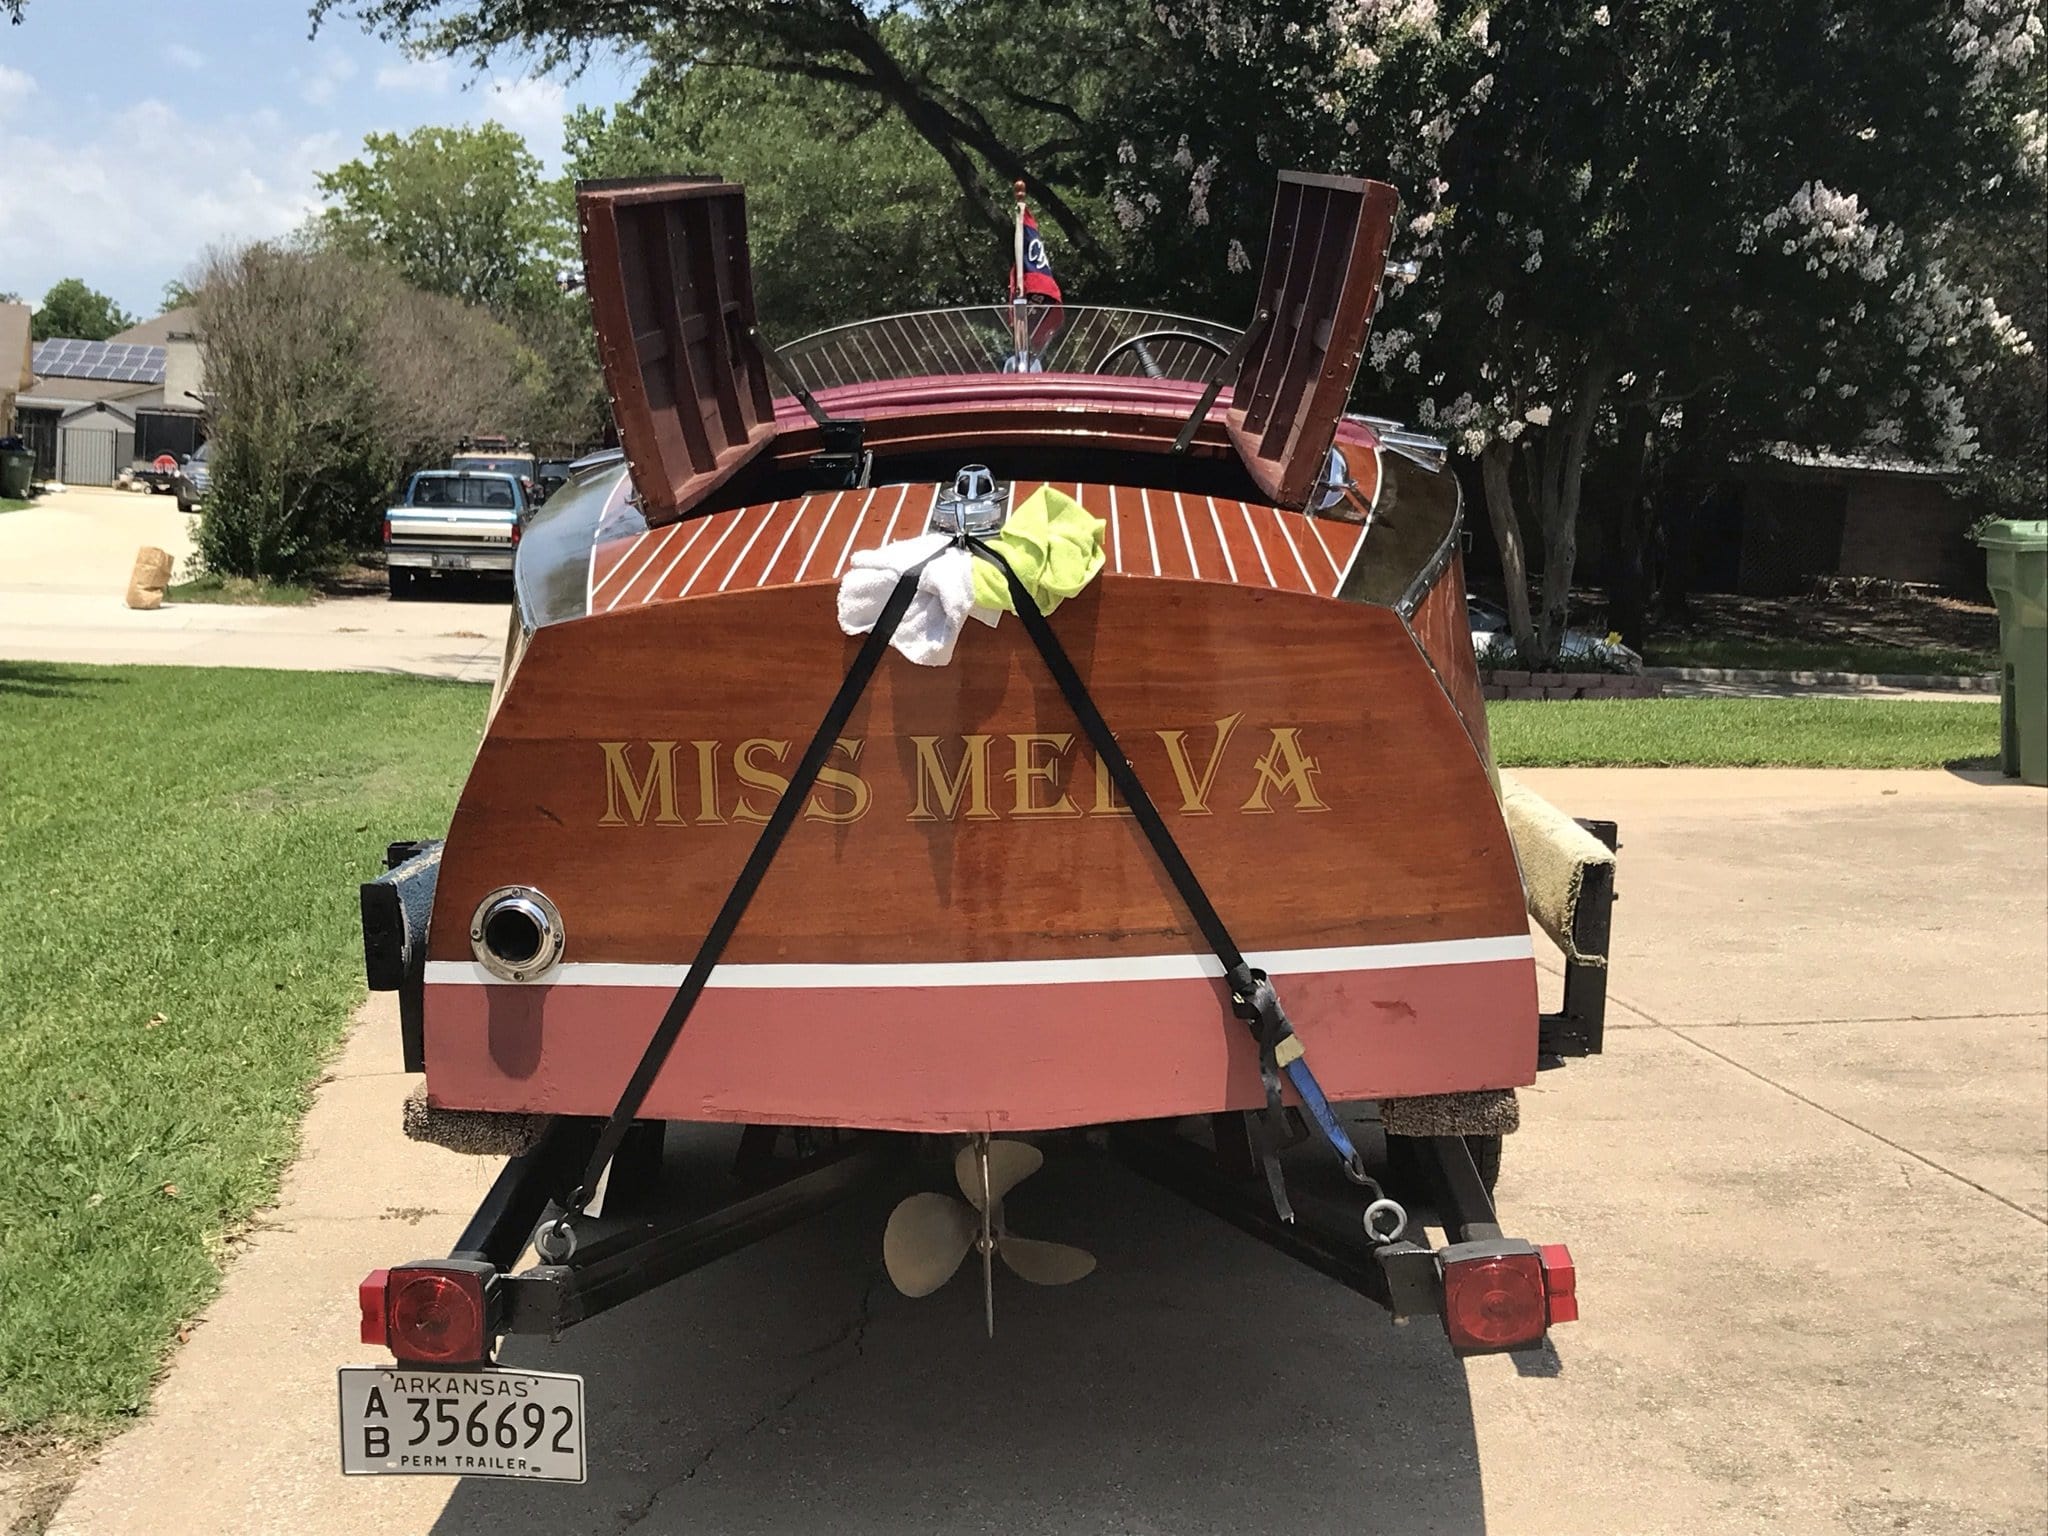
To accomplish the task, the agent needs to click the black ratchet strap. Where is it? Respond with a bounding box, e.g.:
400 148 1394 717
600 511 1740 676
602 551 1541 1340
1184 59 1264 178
556 552 943 1220
966 540 1354 1222
560 535 1349 1232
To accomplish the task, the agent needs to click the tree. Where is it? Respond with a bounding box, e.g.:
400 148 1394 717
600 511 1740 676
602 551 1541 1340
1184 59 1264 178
1103 2 2043 656
315 1 1134 271
30 278 135 342
316 122 574 314
161 278 199 312
320 1 2045 658
566 65 995 337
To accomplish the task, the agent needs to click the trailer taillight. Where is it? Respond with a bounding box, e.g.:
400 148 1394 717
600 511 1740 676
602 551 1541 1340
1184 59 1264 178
1442 1247 1548 1353
358 1268 390 1347
361 1264 491 1363
1539 1242 1578 1325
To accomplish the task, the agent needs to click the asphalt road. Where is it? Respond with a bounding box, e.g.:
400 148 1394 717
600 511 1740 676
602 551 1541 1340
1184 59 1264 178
33 776 2048 1535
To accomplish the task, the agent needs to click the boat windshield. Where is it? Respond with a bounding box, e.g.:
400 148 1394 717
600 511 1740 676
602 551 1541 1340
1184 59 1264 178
778 306 1241 393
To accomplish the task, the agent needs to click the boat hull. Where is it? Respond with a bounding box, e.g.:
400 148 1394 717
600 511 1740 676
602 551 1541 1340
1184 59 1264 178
421 537 1536 1130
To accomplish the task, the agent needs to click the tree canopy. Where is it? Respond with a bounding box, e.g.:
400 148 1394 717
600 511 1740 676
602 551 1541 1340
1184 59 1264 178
29 278 136 342
566 64 998 338
316 121 573 313
320 0 2045 655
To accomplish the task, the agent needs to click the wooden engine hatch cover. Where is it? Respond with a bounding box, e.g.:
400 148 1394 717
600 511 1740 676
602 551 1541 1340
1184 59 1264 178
1227 171 1400 509
578 177 779 525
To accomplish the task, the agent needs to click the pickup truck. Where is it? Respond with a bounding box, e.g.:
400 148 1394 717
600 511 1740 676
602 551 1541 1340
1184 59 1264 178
382 468 529 598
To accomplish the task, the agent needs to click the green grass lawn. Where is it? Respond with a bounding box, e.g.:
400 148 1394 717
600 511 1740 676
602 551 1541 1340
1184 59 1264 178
0 663 2005 1439
0 663 485 1434
1490 697 2002 767
1641 635 1995 677
0 498 35 515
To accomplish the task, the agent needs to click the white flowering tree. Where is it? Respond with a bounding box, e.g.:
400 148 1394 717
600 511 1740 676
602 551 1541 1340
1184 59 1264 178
310 0 2042 657
1104 1 2043 658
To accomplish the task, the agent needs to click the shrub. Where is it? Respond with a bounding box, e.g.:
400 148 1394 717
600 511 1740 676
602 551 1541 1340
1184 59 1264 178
192 242 604 580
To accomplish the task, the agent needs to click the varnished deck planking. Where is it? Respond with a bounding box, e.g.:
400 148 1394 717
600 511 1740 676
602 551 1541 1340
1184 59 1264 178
585 482 1371 610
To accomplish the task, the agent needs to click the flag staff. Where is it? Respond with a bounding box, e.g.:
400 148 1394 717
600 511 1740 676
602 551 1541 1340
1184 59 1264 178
1011 180 1029 366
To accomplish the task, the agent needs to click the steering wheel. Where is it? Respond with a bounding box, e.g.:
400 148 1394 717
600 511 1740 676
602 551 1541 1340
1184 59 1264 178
1092 329 1231 381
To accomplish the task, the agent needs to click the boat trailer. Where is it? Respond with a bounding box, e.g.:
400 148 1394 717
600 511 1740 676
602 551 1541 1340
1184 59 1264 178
360 784 1613 1370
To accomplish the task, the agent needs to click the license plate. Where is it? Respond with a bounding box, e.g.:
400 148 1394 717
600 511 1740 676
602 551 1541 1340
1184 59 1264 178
431 553 470 570
337 1365 585 1482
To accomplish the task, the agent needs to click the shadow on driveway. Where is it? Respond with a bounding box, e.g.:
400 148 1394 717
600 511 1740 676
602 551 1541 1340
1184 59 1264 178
433 1155 1486 1534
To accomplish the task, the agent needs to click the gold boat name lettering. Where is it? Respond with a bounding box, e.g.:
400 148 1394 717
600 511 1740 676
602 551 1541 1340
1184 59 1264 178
597 712 1326 827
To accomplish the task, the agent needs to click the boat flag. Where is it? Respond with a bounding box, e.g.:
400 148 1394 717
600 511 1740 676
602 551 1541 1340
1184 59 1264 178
1009 204 1063 305
1007 182 1064 366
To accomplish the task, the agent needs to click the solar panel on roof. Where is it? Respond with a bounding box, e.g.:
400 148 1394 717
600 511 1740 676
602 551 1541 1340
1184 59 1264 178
31 338 166 384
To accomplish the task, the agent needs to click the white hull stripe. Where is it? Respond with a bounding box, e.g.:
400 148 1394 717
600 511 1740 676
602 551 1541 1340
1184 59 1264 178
426 934 1532 990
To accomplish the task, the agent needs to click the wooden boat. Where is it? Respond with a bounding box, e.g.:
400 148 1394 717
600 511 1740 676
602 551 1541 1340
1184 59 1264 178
348 172 1617 1431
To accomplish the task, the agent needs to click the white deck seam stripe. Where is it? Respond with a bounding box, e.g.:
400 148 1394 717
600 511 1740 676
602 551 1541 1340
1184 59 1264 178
590 527 651 608
1172 491 1202 579
427 935 1533 990
604 522 680 612
1106 484 1122 573
1270 507 1318 591
640 515 715 606
1141 488 1161 575
757 493 827 589
1236 501 1278 587
766 490 837 588
832 486 887 575
675 509 750 598
1204 495 1241 584
877 483 911 547
717 500 782 592
1305 514 1344 594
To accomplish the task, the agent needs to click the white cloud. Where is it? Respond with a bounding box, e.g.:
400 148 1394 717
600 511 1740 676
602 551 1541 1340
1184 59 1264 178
478 74 569 165
167 43 206 71
0 81 340 313
370 60 569 166
300 50 360 108
374 55 454 95
0 61 36 115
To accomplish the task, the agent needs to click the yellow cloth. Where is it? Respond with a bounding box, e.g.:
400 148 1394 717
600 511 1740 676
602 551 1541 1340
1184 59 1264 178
970 486 1108 615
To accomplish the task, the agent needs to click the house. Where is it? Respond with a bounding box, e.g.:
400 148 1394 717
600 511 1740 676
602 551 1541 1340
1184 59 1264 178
14 307 206 485
0 301 30 434
1701 447 1977 596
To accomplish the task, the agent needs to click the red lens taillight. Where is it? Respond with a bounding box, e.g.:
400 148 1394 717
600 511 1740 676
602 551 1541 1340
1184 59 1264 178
364 1266 489 1363
1443 1250 1548 1352
1540 1243 1578 1325
381 517 392 544
510 521 522 547
358 1268 390 1347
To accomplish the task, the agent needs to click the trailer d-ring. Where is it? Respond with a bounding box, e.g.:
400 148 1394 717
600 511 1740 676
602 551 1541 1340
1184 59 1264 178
1363 1198 1409 1244
534 1214 578 1263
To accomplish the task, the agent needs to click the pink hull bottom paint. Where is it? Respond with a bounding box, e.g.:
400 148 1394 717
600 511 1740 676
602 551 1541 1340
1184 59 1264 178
420 956 1539 1132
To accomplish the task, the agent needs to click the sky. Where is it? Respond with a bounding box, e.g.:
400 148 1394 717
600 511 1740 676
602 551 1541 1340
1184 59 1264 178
0 0 640 318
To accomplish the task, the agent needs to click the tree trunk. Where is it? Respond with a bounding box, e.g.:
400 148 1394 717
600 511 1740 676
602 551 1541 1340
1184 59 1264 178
1605 401 1657 651
1479 441 1539 660
1532 348 1612 658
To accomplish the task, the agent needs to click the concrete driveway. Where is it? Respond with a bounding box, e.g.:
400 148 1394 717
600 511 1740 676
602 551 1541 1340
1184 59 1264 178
0 487 509 683
42 768 2048 1536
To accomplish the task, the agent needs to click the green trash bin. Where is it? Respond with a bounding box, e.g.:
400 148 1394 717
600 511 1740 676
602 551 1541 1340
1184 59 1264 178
0 448 32 500
1976 518 2048 786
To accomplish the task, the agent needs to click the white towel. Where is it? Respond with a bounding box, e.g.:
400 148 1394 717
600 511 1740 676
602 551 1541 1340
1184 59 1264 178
836 534 999 667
